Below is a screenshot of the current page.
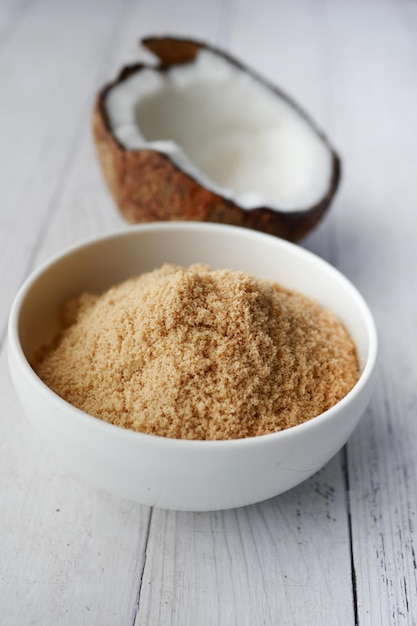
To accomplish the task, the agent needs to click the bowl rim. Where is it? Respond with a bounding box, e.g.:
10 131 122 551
8 221 378 449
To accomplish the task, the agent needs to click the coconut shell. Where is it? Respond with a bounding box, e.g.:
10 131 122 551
93 36 341 242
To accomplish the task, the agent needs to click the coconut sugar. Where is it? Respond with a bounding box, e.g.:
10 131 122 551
33 264 360 440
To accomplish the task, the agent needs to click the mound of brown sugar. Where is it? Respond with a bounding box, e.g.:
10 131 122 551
33 264 360 440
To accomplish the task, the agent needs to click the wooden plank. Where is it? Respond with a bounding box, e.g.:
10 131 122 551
135 458 355 626
0 0 34 53
0 2 155 624
0 0 132 337
321 0 417 623
0 345 152 625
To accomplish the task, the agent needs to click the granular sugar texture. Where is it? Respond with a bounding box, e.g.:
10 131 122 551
33 264 360 440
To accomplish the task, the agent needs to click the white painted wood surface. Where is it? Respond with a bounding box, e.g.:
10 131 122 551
1 0 416 624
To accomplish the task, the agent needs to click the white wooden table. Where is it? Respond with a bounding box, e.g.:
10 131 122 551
1 1 417 624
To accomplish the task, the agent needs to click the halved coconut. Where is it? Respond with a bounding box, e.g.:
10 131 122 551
93 36 340 241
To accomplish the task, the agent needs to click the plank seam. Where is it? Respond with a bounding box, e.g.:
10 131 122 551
343 445 359 626
130 507 154 626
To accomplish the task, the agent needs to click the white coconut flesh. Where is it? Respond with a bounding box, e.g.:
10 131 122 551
105 49 333 212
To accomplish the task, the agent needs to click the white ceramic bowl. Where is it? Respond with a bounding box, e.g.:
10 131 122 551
8 223 377 511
